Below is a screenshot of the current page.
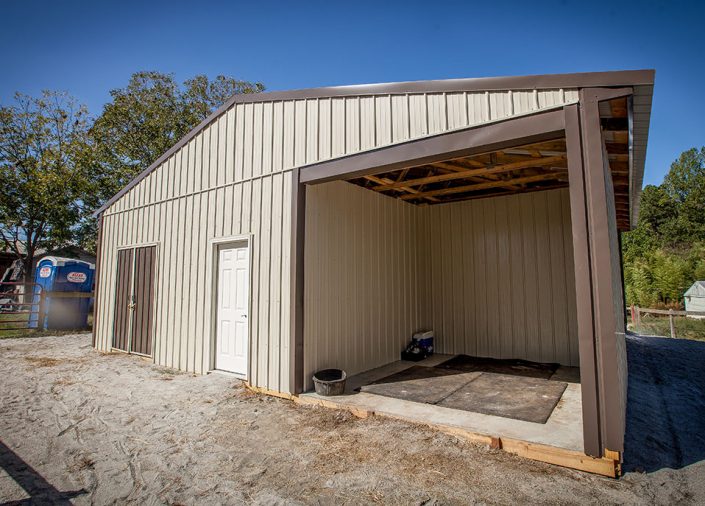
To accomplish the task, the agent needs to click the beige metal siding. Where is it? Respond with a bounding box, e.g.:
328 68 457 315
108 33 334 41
95 87 579 391
303 181 421 391
604 149 628 449
100 89 578 214
420 189 580 366
96 174 294 390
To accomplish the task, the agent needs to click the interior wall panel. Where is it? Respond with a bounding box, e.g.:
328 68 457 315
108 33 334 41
422 189 579 366
303 181 421 391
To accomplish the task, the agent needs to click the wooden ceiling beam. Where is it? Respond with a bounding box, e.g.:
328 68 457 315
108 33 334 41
601 117 629 131
429 162 522 190
609 98 628 118
605 142 629 154
395 168 410 182
363 174 440 202
399 172 562 201
434 182 570 204
374 155 566 192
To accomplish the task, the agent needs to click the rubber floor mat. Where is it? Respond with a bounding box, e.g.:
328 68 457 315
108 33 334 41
437 372 567 423
359 366 481 404
437 355 559 379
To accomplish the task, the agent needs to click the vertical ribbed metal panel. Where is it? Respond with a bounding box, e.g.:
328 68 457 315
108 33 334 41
422 189 579 366
303 181 421 391
95 86 580 391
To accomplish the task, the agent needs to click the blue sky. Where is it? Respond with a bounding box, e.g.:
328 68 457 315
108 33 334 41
1 0 703 186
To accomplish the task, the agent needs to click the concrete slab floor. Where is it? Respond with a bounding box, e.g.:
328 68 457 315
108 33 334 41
302 355 584 452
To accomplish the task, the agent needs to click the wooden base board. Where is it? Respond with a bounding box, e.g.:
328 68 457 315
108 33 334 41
244 383 296 400
245 384 620 478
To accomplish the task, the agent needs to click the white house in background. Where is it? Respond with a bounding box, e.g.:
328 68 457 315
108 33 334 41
684 281 705 317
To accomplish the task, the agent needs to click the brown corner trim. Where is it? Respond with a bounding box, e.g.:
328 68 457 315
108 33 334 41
579 89 625 454
289 169 306 394
94 70 654 216
300 108 566 184
91 214 104 348
564 103 602 457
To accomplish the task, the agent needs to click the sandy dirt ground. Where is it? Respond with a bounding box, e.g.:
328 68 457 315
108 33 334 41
1 333 703 505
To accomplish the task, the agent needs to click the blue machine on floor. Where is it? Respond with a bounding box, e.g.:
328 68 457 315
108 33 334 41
29 257 95 330
401 330 434 361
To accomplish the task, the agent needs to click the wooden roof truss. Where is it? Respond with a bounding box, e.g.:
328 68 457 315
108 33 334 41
347 97 631 230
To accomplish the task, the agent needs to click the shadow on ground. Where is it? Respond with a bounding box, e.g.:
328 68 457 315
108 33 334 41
0 440 86 505
624 334 705 472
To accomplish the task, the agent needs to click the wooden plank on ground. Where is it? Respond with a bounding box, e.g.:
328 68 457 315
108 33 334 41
287 392 620 477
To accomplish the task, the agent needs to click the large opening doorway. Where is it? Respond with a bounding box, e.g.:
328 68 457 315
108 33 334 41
301 137 586 449
297 101 630 462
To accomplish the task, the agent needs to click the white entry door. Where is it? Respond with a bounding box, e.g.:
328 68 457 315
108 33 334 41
215 245 249 375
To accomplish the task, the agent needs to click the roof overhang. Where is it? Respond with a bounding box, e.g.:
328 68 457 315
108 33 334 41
300 108 566 184
94 69 654 218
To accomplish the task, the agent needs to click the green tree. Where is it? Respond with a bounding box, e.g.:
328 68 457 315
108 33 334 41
0 91 93 282
88 71 264 207
661 147 705 244
635 185 675 242
688 243 705 281
624 256 656 307
182 74 264 125
650 250 690 302
623 147 705 307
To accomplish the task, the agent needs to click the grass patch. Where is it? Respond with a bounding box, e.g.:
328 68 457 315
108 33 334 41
628 314 705 341
25 356 61 367
0 311 32 338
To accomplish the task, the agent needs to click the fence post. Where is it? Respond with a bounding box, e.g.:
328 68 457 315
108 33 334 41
37 290 46 330
669 308 676 339
630 305 636 329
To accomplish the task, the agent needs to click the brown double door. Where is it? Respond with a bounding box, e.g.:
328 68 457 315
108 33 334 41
113 246 156 356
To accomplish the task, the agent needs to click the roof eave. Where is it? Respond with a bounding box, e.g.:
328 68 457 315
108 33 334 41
94 69 655 217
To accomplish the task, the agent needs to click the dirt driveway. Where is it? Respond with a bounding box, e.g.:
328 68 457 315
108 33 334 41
1 334 703 505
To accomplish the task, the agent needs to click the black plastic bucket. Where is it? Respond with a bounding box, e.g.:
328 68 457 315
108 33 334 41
312 369 347 396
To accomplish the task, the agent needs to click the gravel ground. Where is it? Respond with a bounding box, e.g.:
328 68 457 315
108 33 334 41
0 333 703 505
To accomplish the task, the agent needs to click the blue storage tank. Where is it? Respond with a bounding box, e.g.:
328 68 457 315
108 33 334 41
29 256 95 330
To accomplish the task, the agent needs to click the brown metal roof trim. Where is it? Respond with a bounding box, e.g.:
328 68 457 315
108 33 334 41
299 108 566 184
94 69 654 216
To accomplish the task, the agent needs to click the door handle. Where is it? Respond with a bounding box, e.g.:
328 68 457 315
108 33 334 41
242 314 247 319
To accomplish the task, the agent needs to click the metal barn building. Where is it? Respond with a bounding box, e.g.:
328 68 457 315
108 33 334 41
93 70 654 476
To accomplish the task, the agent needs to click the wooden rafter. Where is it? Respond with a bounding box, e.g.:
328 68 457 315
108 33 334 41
609 98 628 118
373 155 566 192
399 172 563 201
395 168 410 182
433 161 523 191
363 174 440 202
437 182 570 204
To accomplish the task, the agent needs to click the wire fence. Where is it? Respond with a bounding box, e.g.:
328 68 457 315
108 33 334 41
627 306 705 341
1 283 94 337
0 282 44 330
